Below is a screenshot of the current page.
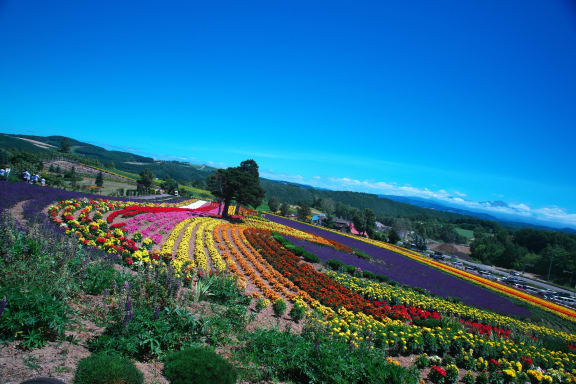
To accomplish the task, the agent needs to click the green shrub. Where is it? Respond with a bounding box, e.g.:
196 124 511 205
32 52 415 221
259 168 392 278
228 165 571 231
208 273 251 306
239 330 419 384
0 286 71 349
301 250 320 263
89 305 202 359
353 250 371 260
82 263 119 295
415 354 429 369
163 346 237 384
74 353 143 384
292 246 304 256
273 298 286 317
475 371 489 384
289 302 306 322
462 371 475 384
326 259 344 270
345 265 357 275
445 364 459 384
255 297 270 312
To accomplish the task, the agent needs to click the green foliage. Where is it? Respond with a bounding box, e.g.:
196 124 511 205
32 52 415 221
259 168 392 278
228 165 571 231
89 305 202 360
326 258 345 271
59 138 71 153
280 203 290 216
297 203 311 221
163 346 237 384
415 354 429 368
475 371 489 384
73 353 143 384
0 217 83 349
267 197 280 212
138 168 154 193
289 302 306 322
206 304 251 345
208 160 265 218
238 329 419 384
388 229 401 244
0 286 71 349
206 273 251 306
353 250 371 260
95 171 104 187
445 364 459 384
272 298 286 317
463 371 475 384
255 297 269 312
302 250 320 263
81 263 120 295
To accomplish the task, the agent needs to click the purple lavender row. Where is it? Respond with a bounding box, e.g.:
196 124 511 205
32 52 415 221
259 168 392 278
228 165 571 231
267 214 531 318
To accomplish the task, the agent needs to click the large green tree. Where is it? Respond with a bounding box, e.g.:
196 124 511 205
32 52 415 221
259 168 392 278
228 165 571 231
297 203 311 221
59 138 71 153
268 197 280 212
138 168 155 194
95 171 104 187
207 159 265 219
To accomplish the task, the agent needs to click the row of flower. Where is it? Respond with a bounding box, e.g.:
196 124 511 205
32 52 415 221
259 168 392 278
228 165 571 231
265 214 576 322
327 272 576 347
243 228 442 322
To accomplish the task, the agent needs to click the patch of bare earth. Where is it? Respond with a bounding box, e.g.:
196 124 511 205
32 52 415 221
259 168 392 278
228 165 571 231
8 200 29 227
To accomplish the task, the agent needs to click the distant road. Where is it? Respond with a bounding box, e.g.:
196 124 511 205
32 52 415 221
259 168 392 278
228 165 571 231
446 255 575 296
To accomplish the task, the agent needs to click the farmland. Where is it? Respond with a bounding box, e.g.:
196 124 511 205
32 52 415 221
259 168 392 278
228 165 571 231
1 181 575 384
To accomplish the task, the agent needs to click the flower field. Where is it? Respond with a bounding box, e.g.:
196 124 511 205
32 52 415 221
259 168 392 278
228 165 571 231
3 181 576 384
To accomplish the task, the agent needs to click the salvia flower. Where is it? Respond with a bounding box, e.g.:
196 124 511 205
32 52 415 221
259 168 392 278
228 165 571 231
0 296 6 317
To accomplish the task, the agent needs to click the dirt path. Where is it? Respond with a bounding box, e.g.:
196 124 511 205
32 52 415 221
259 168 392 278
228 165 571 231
8 199 29 227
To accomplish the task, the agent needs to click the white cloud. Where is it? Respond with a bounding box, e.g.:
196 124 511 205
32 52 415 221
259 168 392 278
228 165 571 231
510 203 531 212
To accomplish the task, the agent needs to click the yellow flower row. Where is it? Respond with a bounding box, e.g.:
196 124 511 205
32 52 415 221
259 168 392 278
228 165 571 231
203 219 227 272
174 219 198 275
327 272 576 344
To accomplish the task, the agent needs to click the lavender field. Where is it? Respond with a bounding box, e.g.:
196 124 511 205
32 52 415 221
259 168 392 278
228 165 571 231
268 215 532 318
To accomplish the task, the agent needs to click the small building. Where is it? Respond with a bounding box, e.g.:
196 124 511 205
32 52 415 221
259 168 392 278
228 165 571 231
375 221 392 231
311 214 326 225
333 218 352 232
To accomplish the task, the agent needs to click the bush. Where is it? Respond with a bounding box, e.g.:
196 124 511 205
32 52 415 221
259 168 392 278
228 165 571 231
326 259 344 271
239 330 420 384
74 353 143 384
89 305 202 359
445 364 459 384
273 298 286 317
0 286 71 349
255 297 270 312
428 366 447 384
81 263 119 295
301 250 320 263
353 250 371 260
163 346 237 384
415 354 429 369
208 273 251 306
463 371 475 384
289 302 306 322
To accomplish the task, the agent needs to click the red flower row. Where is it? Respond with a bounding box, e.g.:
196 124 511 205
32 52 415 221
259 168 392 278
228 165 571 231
244 228 438 322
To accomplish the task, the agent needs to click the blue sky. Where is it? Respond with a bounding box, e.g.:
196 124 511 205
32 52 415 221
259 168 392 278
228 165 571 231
1 1 575 227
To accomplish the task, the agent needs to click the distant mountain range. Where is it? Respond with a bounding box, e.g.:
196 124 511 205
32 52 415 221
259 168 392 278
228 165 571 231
382 195 576 234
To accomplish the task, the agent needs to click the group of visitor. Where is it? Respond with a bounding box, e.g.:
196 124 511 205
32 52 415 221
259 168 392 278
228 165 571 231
0 168 11 181
22 170 46 186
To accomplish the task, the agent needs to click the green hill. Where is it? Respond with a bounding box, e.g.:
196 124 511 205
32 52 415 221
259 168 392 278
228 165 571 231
1 133 216 184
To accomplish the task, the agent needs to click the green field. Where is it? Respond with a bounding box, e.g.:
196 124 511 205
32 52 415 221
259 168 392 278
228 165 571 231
455 227 474 239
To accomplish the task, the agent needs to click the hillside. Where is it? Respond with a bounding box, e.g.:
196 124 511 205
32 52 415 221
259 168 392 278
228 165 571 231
1 133 217 183
260 178 467 220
